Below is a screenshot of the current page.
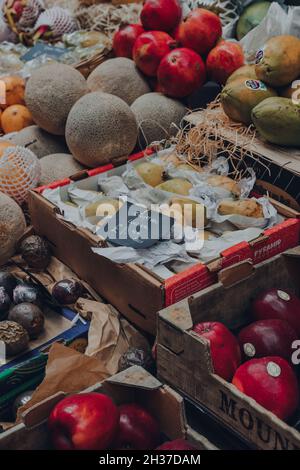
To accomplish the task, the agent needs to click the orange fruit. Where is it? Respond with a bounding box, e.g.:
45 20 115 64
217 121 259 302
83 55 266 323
1 105 34 134
0 76 25 109
0 140 15 157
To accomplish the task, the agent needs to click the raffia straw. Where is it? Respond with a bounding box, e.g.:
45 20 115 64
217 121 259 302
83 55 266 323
175 98 271 181
75 3 142 37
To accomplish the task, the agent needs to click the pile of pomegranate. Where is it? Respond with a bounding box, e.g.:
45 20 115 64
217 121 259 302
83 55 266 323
193 288 300 422
113 0 244 98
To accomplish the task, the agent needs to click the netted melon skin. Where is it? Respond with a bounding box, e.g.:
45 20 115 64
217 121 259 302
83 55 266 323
66 92 138 168
87 58 151 106
131 92 186 148
40 153 84 185
9 125 68 158
0 191 26 266
25 64 88 136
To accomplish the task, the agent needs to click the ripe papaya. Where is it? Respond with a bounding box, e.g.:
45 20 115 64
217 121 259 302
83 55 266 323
237 1 271 40
280 80 300 101
252 97 300 147
221 78 277 125
226 65 257 85
255 35 300 87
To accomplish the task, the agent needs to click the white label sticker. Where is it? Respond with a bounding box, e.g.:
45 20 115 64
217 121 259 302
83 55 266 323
277 290 290 301
244 343 256 358
267 361 281 378
245 79 267 91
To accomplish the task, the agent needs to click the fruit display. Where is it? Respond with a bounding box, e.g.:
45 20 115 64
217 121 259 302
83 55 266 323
0 191 26 265
39 153 84 186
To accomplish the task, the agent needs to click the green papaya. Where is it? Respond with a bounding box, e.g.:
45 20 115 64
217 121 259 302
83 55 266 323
255 35 300 87
237 1 271 40
252 97 300 147
226 65 257 84
221 78 277 125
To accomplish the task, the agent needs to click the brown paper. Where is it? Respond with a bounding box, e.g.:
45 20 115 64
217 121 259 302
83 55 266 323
85 303 150 376
18 343 109 420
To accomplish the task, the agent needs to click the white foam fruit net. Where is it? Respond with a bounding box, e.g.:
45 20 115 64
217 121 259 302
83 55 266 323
0 145 41 204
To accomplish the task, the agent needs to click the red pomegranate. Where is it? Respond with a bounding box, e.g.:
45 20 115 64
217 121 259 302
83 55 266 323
113 24 145 59
206 41 245 85
133 31 175 77
253 289 300 336
157 47 206 98
193 321 241 381
141 0 182 33
175 8 222 56
238 319 298 362
232 357 299 421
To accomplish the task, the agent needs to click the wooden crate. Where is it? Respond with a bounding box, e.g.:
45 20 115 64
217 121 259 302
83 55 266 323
0 366 218 450
157 247 300 450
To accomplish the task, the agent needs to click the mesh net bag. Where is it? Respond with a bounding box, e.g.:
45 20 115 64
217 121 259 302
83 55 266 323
0 146 41 204
184 0 245 25
34 6 79 39
75 3 142 37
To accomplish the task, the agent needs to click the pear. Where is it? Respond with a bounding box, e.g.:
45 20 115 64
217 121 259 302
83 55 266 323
135 162 164 187
156 178 193 196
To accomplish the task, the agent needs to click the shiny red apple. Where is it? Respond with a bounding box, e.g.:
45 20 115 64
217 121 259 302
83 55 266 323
232 357 299 421
193 321 241 381
238 319 298 362
175 8 222 56
157 47 206 97
156 439 197 450
113 24 145 59
133 30 175 76
48 393 119 450
141 0 182 33
206 40 245 85
253 289 300 336
113 403 160 450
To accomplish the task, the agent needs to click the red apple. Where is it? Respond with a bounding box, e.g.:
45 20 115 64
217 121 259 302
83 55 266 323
175 8 222 56
133 31 176 77
48 393 119 450
141 0 182 33
156 439 197 450
113 403 160 450
253 289 300 336
193 321 241 381
238 319 298 362
232 357 299 421
113 24 145 59
206 41 245 85
157 47 206 98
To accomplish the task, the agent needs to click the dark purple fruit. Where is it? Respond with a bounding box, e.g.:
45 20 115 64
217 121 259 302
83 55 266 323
52 279 84 305
13 284 41 307
118 347 155 373
0 321 29 357
20 235 51 270
0 272 17 298
8 303 44 340
0 287 11 318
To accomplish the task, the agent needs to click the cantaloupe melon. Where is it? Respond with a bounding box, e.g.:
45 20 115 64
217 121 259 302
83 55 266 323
65 92 138 168
9 125 68 158
0 191 26 265
87 58 151 106
131 93 187 148
25 64 88 136
39 154 84 186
